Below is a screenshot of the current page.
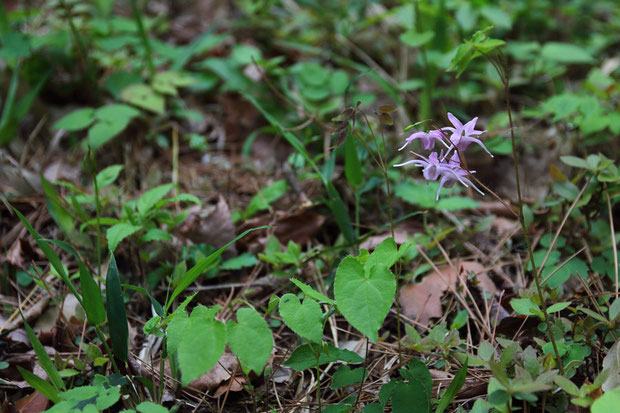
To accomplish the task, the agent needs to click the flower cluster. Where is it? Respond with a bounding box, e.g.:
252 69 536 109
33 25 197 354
395 113 492 201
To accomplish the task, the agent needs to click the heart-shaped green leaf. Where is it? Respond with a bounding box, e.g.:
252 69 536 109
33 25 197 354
175 306 226 386
334 256 396 342
279 293 323 342
227 307 273 374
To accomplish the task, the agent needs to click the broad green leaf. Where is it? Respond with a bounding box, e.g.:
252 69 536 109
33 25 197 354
561 155 588 169
53 108 95 131
142 228 172 242
610 298 620 321
227 307 273 373
221 253 259 270
17 366 60 403
85 118 130 149
245 180 287 217
297 62 330 86
79 262 106 326
136 401 170 413
283 343 363 371
547 301 571 313
95 104 140 122
106 254 129 362
137 183 173 215
279 293 323 343
592 388 620 413
334 257 396 342
96 165 124 188
153 71 195 96
478 341 496 362
436 361 468 413
365 237 398 270
399 30 434 48
510 298 542 317
178 306 226 385
107 223 141 252
344 136 362 188
364 403 383 413
554 375 580 396
480 6 512 30
22 317 65 390
165 311 188 355
121 84 165 114
330 365 366 389
166 226 268 311
541 42 594 64
391 381 430 413
290 278 334 305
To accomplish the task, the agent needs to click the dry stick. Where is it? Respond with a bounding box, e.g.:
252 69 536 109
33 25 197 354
605 188 619 296
540 247 587 285
536 180 589 280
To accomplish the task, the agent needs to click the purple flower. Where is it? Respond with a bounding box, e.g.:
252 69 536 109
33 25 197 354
399 130 448 151
394 150 484 200
443 113 493 157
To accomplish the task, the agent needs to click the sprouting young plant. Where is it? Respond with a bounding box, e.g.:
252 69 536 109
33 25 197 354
394 113 493 200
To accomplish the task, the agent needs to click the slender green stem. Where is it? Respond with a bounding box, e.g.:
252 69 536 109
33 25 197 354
60 0 100 100
413 0 432 119
502 66 565 376
92 159 102 284
358 111 403 363
130 0 155 81
94 326 120 373
353 338 369 411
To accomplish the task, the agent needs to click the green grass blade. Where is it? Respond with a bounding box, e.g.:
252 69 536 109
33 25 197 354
79 262 106 326
12 208 83 304
436 361 468 413
166 226 269 311
17 366 61 403
106 253 129 362
21 316 65 391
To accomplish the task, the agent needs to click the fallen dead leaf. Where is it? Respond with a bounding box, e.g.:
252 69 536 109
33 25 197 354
15 390 48 413
4 238 25 267
359 221 423 250
186 352 239 392
400 261 497 326
176 196 237 256
214 376 246 398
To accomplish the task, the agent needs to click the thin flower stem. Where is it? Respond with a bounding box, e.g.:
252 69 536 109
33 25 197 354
605 187 619 296
357 111 403 364
353 338 370 411
501 60 565 376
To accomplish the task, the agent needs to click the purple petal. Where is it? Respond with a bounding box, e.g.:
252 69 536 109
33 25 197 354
447 112 463 130
463 117 479 135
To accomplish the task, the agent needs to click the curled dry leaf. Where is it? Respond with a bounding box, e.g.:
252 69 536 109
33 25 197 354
400 261 497 327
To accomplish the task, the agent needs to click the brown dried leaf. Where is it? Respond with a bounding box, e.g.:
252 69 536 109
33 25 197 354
187 352 239 392
4 238 24 267
400 262 496 326
176 196 237 255
15 391 48 413
214 376 246 398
